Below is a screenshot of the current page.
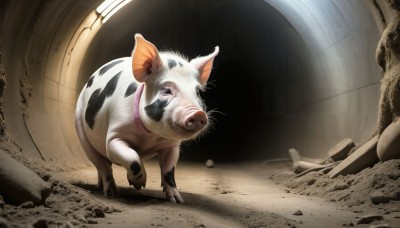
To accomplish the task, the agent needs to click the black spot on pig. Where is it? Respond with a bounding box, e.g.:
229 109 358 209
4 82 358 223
178 61 183 67
167 59 177 69
85 72 121 129
164 166 176 188
144 99 169 122
124 82 137 97
98 59 124 76
86 75 95 88
130 161 141 175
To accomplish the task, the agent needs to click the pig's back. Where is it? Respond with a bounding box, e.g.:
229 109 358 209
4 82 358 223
79 57 137 154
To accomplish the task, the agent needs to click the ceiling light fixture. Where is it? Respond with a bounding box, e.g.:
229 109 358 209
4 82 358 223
96 0 132 24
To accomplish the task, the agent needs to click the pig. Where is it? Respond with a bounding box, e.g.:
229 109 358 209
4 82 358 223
75 34 219 203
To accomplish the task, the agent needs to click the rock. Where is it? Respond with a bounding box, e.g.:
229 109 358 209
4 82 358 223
369 224 391 228
20 201 35 209
87 219 98 224
33 218 56 228
292 210 303 216
370 187 400 204
288 148 301 172
0 150 52 205
377 120 400 161
327 138 355 161
328 135 379 178
356 215 384 224
294 161 324 174
0 217 8 228
205 159 214 168
93 207 105 218
370 191 391 204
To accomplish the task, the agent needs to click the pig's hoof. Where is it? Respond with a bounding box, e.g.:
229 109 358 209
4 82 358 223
164 186 184 203
127 171 147 190
103 177 118 197
103 185 118 198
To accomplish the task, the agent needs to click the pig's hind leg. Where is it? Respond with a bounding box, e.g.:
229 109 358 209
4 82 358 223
75 93 117 197
107 138 147 190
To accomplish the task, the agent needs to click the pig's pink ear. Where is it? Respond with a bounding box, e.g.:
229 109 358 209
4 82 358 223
132 34 162 82
190 46 219 85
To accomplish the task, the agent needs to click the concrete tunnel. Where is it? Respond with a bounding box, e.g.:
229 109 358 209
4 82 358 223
0 0 387 169
4 1 400 226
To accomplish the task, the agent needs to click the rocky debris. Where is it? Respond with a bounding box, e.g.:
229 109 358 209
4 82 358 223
288 148 341 177
328 136 379 178
369 224 391 228
292 210 303 216
0 173 120 227
282 14 400 215
377 120 400 161
356 215 384 224
0 61 120 227
369 170 400 204
289 148 325 174
205 159 214 168
0 149 51 205
270 159 400 209
327 138 355 161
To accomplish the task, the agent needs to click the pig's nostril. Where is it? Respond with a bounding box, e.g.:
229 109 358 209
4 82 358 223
199 119 206 126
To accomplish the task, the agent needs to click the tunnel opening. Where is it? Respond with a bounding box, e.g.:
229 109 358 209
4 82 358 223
2 0 400 227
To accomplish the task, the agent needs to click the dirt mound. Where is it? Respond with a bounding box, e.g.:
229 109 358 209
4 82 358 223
269 160 400 212
0 63 119 227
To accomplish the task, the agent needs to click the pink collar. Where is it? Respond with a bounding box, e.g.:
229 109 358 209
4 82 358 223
134 83 151 134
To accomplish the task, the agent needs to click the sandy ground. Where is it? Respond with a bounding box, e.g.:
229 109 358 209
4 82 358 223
53 159 398 228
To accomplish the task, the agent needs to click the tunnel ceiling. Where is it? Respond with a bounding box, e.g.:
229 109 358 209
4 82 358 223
0 0 383 166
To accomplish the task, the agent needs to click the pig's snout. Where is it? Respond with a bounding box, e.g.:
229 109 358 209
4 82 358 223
183 110 208 132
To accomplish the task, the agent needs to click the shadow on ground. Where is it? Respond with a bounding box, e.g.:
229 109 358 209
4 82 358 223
72 181 297 227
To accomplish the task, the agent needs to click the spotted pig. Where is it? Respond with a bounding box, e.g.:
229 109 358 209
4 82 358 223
75 34 219 203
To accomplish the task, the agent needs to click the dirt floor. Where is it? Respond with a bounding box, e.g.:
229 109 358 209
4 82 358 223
1 124 399 227
0 127 399 227
53 159 400 228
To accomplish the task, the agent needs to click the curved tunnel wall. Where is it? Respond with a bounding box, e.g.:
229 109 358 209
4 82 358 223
0 0 385 167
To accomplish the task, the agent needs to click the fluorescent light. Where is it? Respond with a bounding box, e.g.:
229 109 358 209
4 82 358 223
102 0 132 23
96 0 115 14
101 0 124 17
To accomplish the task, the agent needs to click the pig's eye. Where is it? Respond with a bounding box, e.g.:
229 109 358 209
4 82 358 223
161 87 173 96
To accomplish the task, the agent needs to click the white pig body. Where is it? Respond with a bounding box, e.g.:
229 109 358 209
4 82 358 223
75 34 219 203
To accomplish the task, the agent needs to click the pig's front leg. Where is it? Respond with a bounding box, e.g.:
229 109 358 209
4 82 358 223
158 147 184 203
107 138 147 190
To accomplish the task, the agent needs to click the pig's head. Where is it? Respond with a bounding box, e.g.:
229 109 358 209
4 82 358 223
131 34 219 140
